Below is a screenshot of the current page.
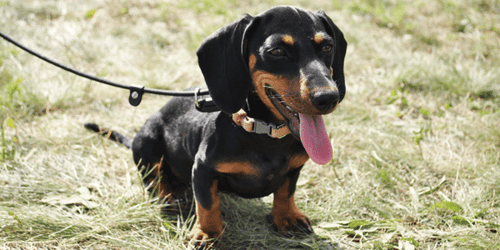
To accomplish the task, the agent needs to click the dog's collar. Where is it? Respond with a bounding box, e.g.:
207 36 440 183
232 110 290 139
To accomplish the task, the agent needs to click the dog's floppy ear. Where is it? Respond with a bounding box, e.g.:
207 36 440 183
197 14 256 114
316 11 347 103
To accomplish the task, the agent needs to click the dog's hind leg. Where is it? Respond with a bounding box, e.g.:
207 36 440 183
131 131 190 209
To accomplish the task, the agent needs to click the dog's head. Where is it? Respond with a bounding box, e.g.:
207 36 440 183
197 6 347 164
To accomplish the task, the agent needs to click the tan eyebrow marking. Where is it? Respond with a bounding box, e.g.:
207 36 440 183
314 33 324 44
249 54 256 70
282 35 295 46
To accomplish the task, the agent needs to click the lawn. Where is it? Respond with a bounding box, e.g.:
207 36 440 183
1 0 499 249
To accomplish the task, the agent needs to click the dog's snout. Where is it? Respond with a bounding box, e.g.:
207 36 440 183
311 90 339 112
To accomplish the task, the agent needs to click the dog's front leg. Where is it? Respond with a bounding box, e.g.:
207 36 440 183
188 161 225 249
267 167 314 235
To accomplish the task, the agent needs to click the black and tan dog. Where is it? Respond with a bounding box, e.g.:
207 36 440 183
85 5 346 248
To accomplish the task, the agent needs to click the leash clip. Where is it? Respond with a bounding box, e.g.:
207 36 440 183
129 85 145 106
194 88 220 112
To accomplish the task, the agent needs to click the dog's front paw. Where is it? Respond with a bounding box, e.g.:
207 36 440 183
266 211 314 236
187 221 225 249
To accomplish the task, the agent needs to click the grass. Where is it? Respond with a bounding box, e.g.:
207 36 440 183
1 0 500 249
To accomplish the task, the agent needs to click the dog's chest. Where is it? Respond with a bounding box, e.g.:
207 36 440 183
214 148 308 198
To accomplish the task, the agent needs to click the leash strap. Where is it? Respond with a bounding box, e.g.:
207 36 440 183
0 30 210 107
232 110 290 139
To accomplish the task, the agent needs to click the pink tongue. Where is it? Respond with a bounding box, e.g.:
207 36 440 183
299 114 333 165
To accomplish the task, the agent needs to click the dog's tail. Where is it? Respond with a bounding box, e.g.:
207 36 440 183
84 123 132 149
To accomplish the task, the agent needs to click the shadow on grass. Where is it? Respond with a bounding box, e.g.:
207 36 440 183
160 190 340 250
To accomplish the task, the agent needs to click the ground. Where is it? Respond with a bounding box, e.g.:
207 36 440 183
1 0 500 249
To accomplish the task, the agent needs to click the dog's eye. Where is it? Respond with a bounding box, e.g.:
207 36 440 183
322 45 333 53
269 48 286 57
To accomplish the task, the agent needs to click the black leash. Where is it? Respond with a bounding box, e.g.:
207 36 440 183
0 31 214 108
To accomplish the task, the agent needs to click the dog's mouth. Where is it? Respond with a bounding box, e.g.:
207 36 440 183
265 85 300 136
265 85 333 165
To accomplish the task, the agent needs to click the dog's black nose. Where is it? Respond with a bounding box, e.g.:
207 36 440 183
311 90 339 112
